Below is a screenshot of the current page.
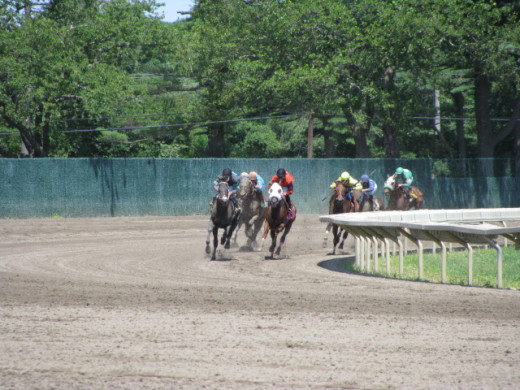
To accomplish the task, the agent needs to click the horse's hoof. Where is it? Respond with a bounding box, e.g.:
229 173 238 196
338 243 344 250
224 241 231 249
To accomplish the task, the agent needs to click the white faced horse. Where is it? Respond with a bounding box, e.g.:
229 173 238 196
261 182 296 259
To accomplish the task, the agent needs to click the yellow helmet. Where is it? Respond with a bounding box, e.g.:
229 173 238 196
340 171 350 180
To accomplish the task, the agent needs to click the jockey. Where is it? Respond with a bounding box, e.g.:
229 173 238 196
328 171 361 214
330 171 362 195
359 174 379 211
249 171 265 203
392 167 413 201
249 171 266 220
269 168 294 220
213 168 240 212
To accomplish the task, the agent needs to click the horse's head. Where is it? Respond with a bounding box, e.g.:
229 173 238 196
216 181 230 205
238 176 253 199
333 180 347 203
383 175 395 195
268 182 283 207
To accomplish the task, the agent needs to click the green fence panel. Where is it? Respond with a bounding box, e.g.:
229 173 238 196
1 158 519 218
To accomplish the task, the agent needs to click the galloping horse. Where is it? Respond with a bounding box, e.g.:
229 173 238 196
383 175 424 210
235 175 266 249
322 180 357 255
261 182 296 259
205 181 240 260
358 194 385 212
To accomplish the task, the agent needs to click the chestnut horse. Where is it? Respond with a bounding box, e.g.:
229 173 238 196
322 180 357 255
383 175 424 210
205 181 240 260
261 182 296 259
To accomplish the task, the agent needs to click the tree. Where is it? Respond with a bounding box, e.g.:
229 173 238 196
428 0 520 158
0 0 169 157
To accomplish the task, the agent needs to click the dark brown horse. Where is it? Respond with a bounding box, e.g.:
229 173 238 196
322 181 357 255
383 176 424 210
261 182 296 259
235 175 266 249
205 181 240 260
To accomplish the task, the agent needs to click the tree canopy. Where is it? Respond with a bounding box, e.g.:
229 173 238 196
1 0 519 159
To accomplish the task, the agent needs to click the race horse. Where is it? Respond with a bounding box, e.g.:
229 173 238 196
205 181 241 260
261 182 296 259
383 175 424 210
358 193 385 212
322 180 357 255
235 175 266 249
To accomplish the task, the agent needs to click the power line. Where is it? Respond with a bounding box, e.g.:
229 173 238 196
64 112 194 122
411 116 520 122
62 114 301 134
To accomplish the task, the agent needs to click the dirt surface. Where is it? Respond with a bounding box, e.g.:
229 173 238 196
1 214 519 389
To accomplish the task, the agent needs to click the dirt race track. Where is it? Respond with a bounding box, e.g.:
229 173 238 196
1 214 519 390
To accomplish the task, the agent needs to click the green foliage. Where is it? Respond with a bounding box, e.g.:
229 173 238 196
0 0 171 157
432 160 451 178
1 0 519 159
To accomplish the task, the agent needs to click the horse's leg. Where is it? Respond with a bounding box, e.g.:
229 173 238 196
232 217 242 244
338 229 349 250
269 228 277 258
332 224 340 255
225 213 240 249
275 220 294 256
205 220 213 254
211 226 219 260
322 222 333 248
249 217 262 249
260 219 270 250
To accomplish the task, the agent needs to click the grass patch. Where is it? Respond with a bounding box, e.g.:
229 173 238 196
355 245 520 289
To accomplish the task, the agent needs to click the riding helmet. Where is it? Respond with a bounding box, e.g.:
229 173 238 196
360 174 369 182
395 167 404 175
222 168 232 177
340 171 350 180
276 168 286 178
249 171 258 180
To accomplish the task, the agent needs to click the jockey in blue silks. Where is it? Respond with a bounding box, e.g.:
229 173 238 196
359 174 379 211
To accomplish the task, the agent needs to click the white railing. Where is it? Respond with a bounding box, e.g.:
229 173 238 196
319 208 520 288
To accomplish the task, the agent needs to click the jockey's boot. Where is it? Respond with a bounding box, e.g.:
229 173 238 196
359 198 365 211
405 189 413 202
